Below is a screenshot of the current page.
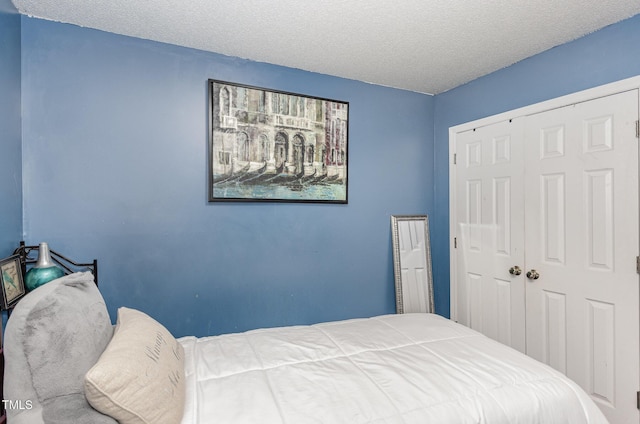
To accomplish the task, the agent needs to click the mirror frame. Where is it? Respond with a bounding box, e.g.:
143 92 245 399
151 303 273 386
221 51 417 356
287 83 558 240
391 215 434 314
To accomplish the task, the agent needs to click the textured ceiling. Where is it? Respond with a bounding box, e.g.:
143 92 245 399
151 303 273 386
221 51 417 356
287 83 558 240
11 0 640 94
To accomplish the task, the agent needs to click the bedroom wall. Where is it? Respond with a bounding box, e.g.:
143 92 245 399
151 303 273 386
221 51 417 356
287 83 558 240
432 13 640 318
0 1 22 258
19 17 435 337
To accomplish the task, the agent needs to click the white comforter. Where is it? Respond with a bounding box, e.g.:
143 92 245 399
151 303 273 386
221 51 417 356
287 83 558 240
178 313 607 423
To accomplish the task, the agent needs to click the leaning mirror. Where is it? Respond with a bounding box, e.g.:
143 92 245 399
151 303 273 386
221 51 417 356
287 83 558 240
391 215 434 314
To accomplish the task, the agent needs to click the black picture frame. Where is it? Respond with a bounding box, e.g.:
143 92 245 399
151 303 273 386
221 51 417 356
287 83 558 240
0 254 26 310
208 79 349 203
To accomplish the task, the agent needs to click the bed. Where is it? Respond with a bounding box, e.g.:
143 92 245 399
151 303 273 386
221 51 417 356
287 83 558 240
3 272 607 424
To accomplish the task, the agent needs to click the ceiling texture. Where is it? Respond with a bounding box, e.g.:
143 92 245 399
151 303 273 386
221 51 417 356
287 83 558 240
11 0 640 94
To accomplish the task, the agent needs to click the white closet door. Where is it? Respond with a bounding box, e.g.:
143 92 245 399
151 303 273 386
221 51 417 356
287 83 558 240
524 89 639 424
454 118 526 353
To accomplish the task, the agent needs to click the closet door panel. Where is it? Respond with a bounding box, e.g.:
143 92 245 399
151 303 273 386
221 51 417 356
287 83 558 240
524 89 639 424
541 172 566 264
454 119 526 353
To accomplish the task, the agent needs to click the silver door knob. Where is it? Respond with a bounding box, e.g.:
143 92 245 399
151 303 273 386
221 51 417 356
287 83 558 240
509 266 522 276
526 269 540 280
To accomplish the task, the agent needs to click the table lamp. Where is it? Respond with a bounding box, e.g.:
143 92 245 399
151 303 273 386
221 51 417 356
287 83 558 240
25 242 65 291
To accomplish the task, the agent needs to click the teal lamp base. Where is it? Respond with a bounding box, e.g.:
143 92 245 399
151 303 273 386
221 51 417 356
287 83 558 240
25 242 65 291
25 266 65 291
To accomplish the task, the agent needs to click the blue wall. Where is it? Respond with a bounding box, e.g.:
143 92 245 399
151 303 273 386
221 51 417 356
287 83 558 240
431 14 640 317
16 11 640 336
0 1 22 258
20 18 435 337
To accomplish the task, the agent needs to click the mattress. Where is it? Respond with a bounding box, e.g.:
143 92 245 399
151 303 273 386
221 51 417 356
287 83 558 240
178 313 607 423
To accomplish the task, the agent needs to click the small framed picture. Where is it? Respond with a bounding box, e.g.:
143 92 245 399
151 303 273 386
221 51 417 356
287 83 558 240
0 255 26 310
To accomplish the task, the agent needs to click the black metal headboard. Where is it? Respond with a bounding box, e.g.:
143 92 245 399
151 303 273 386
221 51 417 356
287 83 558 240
12 241 99 287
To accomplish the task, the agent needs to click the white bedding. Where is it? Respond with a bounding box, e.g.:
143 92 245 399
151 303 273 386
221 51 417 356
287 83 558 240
178 313 607 424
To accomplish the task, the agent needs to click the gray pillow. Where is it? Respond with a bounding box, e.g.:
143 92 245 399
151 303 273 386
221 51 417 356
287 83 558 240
4 272 117 424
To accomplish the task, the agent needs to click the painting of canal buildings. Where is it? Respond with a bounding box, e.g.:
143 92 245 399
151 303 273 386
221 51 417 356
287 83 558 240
209 80 348 203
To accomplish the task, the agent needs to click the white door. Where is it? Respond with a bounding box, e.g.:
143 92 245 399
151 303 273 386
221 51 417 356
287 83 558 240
454 118 526 353
523 90 639 424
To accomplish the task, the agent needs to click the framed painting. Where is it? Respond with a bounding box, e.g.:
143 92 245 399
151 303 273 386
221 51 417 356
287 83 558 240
0 254 26 310
208 79 348 203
